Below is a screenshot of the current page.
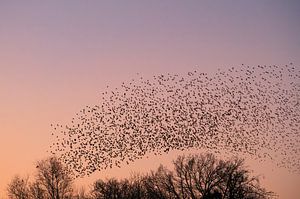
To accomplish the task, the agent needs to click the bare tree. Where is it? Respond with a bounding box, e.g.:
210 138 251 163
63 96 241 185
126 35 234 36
7 175 30 199
142 153 275 199
144 165 181 199
35 156 73 199
91 175 148 199
29 181 45 199
92 178 121 199
90 153 275 199
169 154 275 199
217 157 274 199
172 154 223 198
7 154 275 199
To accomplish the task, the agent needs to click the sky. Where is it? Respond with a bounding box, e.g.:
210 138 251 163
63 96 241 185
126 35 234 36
0 1 300 198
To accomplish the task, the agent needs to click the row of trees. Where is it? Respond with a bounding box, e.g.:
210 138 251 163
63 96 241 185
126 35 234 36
7 154 275 199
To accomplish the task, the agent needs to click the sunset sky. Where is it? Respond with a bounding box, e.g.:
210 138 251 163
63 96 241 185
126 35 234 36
0 1 300 198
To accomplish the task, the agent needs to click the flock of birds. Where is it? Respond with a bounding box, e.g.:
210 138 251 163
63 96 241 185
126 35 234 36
49 64 299 177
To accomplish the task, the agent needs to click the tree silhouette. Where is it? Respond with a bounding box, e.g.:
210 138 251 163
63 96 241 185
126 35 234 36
29 181 45 199
168 154 274 199
143 165 180 199
7 154 275 198
90 153 275 199
35 156 73 199
91 175 147 199
7 175 30 199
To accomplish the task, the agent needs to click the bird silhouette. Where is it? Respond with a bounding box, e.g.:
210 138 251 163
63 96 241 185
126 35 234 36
49 63 300 177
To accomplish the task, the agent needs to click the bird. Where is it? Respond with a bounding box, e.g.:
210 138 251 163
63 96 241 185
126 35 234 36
49 63 300 177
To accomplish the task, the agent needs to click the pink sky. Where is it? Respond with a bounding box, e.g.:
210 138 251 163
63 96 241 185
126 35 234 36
0 1 299 198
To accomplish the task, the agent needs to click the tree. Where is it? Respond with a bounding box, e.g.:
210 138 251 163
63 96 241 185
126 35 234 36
172 153 223 198
90 153 275 199
217 157 271 199
7 157 74 199
7 154 275 199
92 178 121 199
163 153 275 199
35 156 73 199
91 175 147 199
143 165 179 199
29 181 45 199
7 175 30 199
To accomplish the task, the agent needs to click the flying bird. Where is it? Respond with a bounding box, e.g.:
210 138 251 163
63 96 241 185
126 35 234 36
49 63 300 177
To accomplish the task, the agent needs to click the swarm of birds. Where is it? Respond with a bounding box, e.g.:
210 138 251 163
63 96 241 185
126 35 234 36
49 64 299 177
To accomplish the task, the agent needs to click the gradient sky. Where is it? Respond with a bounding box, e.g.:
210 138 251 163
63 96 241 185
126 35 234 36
0 1 300 198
